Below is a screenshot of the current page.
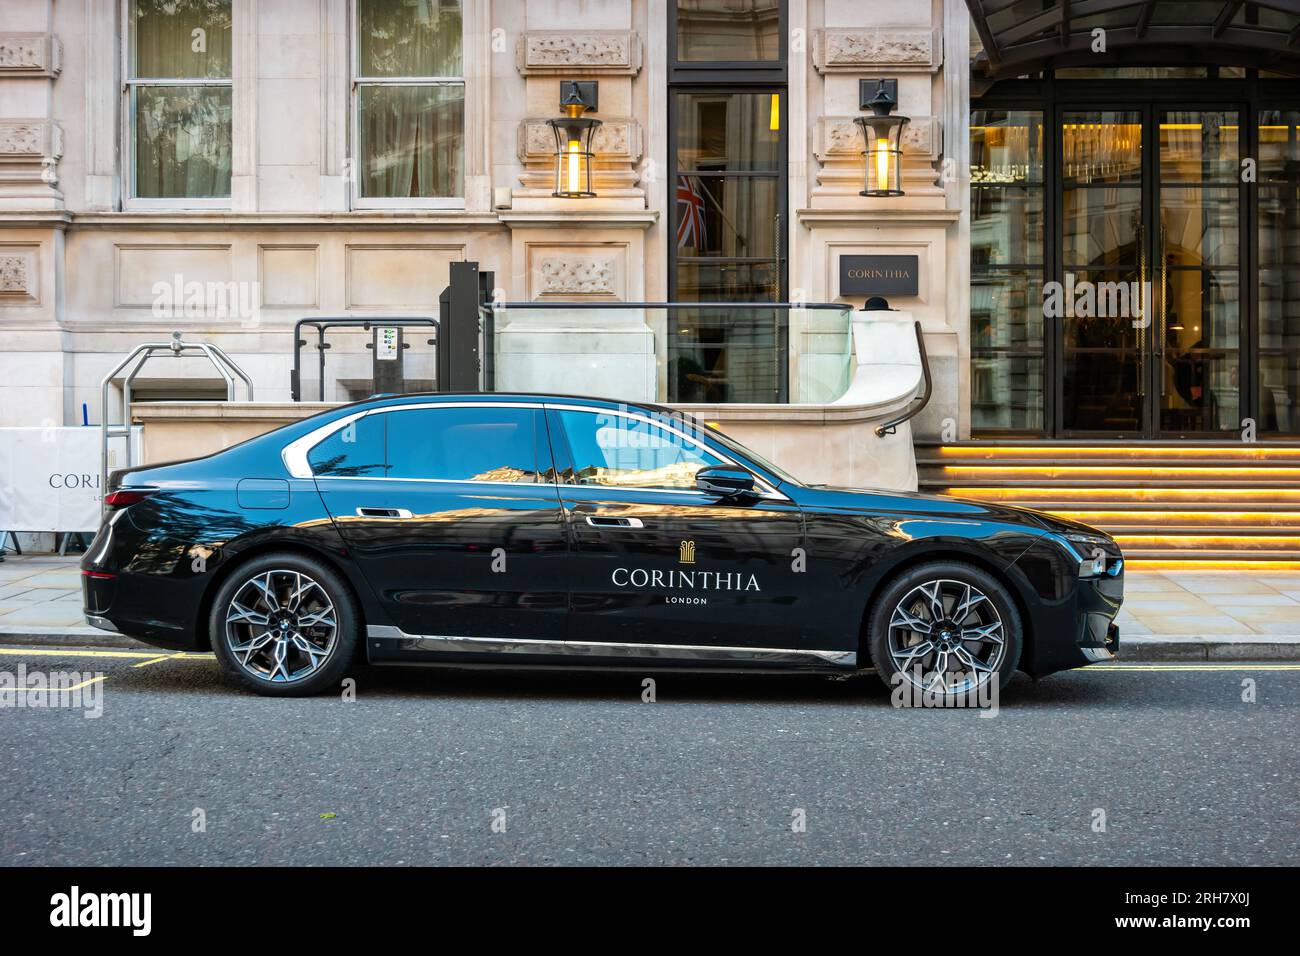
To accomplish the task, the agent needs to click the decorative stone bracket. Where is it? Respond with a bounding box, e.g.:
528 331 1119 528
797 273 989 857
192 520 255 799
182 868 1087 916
0 120 63 159
517 118 642 164
813 116 943 195
813 28 942 73
516 31 642 75
0 33 62 77
516 118 643 193
816 115 940 163
0 119 65 203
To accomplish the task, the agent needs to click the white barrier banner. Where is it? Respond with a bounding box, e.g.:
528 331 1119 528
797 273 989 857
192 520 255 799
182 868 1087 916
0 427 142 534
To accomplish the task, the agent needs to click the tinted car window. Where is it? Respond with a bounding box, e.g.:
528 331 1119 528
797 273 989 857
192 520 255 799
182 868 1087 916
307 413 387 477
385 406 540 482
556 410 724 490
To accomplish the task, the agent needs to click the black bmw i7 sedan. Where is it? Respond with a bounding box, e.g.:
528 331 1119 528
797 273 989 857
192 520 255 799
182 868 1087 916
82 393 1123 698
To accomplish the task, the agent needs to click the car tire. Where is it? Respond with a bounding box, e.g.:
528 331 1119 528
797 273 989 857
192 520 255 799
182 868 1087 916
210 552 359 697
867 561 1022 704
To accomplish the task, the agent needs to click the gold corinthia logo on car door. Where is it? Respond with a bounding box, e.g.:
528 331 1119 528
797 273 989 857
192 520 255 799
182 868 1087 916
679 540 696 564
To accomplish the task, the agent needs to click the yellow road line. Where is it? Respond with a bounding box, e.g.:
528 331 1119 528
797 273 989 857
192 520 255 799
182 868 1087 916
0 647 161 659
1089 663 1300 671
0 647 213 661
130 652 208 668
61 675 107 692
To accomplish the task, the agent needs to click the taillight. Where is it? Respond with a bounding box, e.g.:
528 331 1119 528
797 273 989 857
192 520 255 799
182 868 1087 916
103 489 156 508
82 570 116 580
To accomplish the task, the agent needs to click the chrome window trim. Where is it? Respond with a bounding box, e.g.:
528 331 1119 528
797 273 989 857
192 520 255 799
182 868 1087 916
282 409 375 479
560 481 786 501
281 399 790 502
367 625 855 667
314 475 545 487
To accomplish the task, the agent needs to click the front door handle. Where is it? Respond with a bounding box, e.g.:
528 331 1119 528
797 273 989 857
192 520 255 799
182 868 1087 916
356 507 413 519
585 516 644 528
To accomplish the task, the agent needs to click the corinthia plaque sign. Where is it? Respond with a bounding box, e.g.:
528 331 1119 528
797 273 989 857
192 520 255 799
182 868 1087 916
839 255 919 297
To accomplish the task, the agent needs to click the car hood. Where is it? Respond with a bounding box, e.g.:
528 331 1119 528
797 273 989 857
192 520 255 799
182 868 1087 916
787 484 1109 538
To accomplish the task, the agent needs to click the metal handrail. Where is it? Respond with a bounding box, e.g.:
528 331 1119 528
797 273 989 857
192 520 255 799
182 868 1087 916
875 321 932 438
291 316 439 402
491 301 852 311
99 334 254 516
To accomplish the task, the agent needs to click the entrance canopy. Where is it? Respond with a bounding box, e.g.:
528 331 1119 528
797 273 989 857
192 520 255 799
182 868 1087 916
967 0 1300 78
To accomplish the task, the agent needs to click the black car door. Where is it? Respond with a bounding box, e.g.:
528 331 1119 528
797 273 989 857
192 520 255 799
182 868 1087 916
545 406 814 652
309 402 569 641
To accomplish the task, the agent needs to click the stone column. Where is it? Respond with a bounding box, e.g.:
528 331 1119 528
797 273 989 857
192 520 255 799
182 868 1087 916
0 0 67 437
494 0 657 399
794 0 962 439
0 0 65 553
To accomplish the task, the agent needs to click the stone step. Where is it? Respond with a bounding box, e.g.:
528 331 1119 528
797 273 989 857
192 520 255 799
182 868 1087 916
919 456 1300 468
1112 534 1300 552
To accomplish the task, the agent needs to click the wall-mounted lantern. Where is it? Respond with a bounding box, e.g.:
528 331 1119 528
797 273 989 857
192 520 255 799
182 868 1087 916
548 80 601 198
854 79 908 197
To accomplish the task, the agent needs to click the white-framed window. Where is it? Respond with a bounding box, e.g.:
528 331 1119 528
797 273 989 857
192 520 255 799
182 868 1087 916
352 0 466 207
124 0 233 204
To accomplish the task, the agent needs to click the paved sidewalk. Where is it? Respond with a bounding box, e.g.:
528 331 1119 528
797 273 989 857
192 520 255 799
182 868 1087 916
0 555 89 636
2 554 1298 660
1114 570 1300 660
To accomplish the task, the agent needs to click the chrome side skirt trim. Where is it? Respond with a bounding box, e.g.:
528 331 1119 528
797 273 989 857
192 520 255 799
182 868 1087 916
366 625 855 668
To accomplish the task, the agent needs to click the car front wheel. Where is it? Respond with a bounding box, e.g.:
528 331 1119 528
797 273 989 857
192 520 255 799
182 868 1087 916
210 553 359 697
867 561 1022 703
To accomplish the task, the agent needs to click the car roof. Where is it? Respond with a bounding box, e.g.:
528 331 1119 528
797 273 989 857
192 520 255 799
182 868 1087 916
341 391 688 419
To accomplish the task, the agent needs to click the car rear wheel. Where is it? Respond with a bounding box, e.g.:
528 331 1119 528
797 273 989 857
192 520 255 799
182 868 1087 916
210 553 359 697
867 561 1022 704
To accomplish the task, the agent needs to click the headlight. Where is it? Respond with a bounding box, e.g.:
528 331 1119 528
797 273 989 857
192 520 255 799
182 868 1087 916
1053 531 1117 577
1065 531 1113 551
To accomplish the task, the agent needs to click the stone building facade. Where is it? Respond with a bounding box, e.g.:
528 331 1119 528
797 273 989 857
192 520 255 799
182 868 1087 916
0 0 968 441
3 0 1298 452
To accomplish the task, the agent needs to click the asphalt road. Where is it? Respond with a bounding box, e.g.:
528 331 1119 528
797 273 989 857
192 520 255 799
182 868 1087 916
1 645 1296 866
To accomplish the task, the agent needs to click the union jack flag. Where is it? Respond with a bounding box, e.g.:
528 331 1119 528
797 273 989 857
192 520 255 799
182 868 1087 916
676 175 707 249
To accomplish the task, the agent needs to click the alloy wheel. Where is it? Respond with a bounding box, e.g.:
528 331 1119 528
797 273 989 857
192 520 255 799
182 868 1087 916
886 578 1006 694
224 569 338 684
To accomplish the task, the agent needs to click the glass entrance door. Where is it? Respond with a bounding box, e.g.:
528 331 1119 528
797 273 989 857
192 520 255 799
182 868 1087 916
1156 110 1241 435
1060 110 1149 435
1059 106 1243 437
668 89 788 403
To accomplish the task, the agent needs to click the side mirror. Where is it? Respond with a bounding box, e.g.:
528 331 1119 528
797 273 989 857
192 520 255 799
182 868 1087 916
696 465 757 497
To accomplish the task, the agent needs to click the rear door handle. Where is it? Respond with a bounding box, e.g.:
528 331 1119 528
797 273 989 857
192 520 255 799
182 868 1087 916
585 516 644 528
356 507 413 519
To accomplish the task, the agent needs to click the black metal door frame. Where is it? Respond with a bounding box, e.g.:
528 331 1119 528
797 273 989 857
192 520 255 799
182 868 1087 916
1052 99 1166 440
666 84 789 305
1050 82 1250 440
667 2 789 402
979 73 1258 439
666 84 789 402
